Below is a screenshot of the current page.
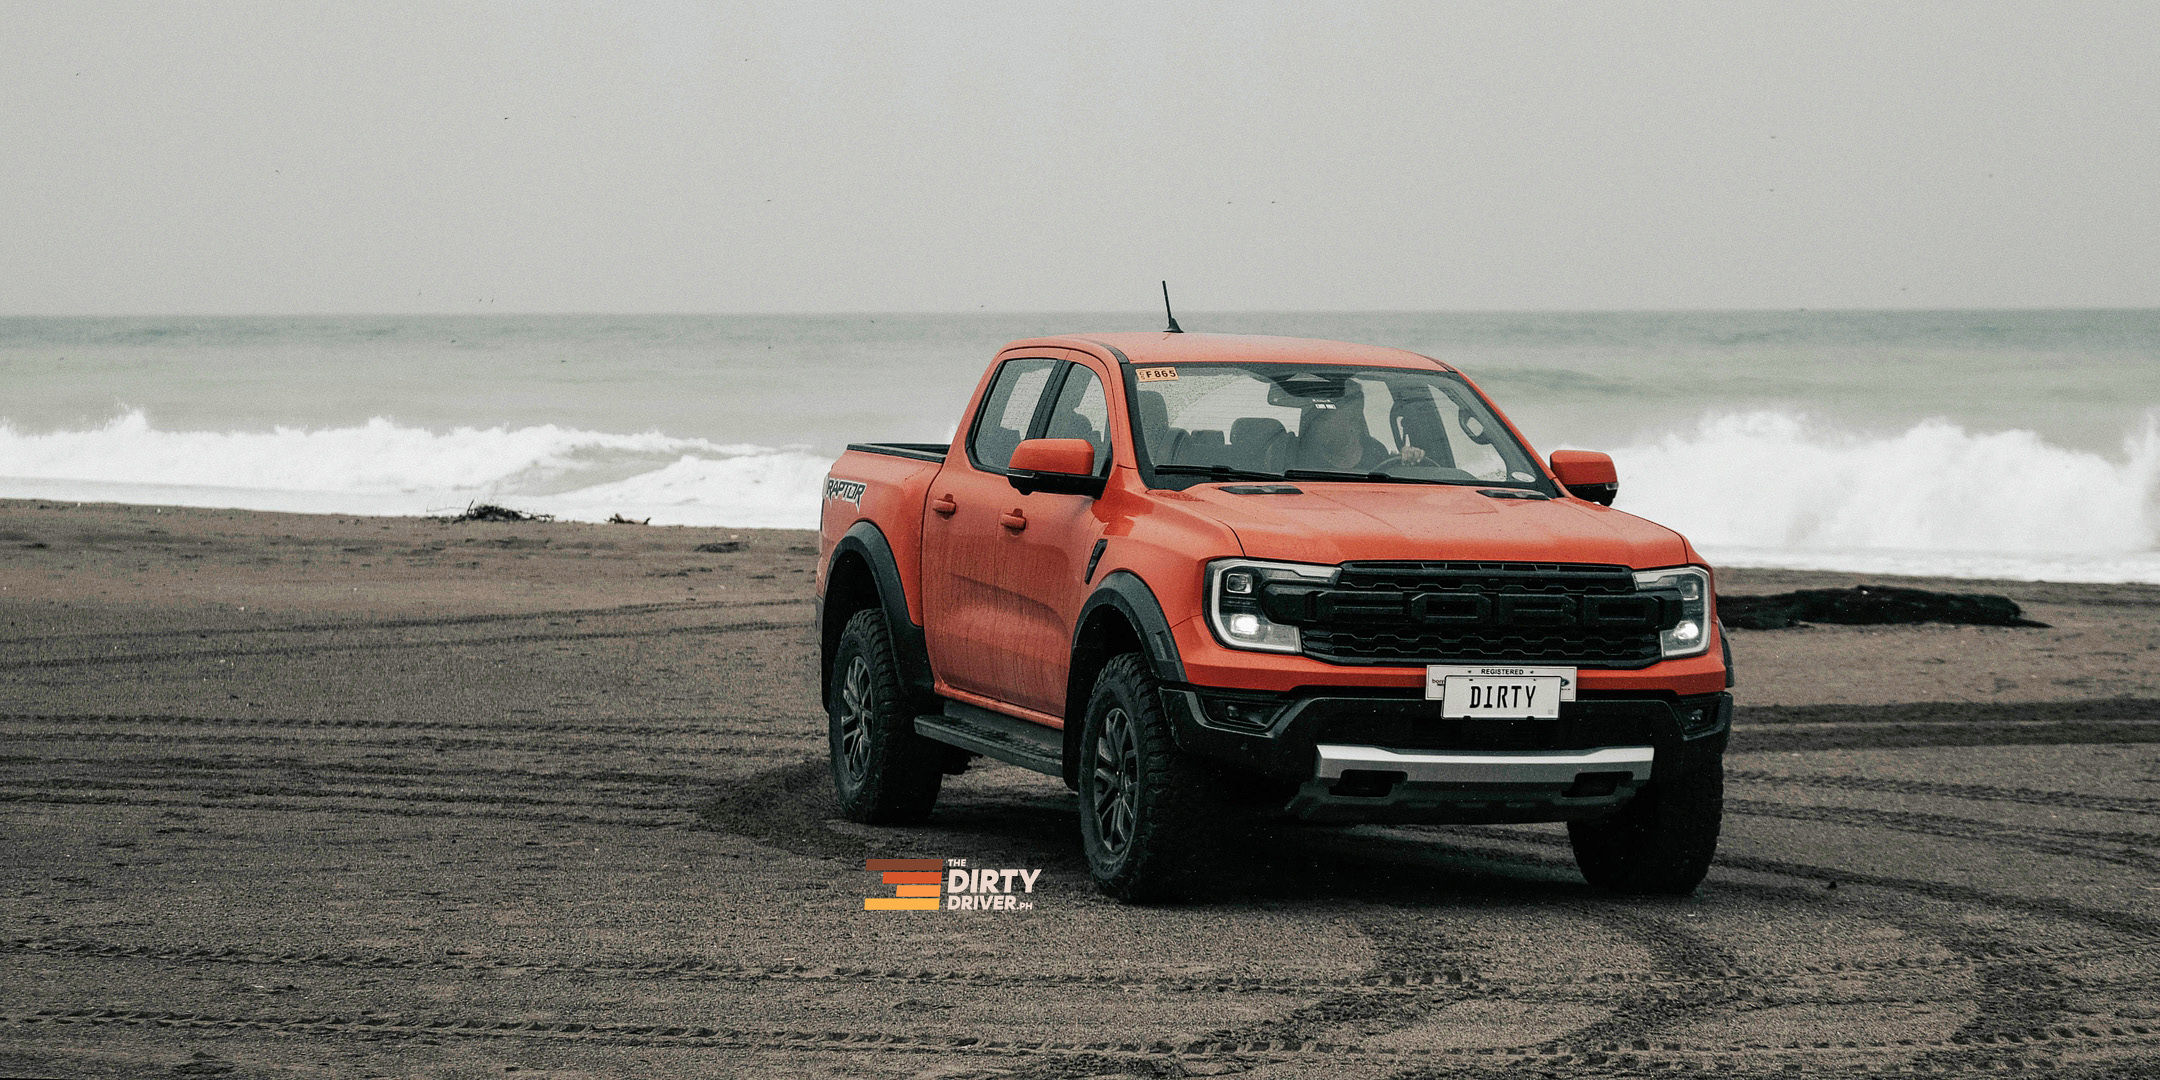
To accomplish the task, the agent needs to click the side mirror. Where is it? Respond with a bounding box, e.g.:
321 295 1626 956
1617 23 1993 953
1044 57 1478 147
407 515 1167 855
1007 438 1106 498
1549 450 1618 506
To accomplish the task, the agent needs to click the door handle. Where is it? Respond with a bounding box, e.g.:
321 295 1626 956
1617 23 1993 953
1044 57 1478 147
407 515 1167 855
930 494 957 516
999 509 1027 531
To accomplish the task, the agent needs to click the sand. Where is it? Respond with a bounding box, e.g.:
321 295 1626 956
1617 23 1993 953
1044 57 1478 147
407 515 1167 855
3 498 2157 1078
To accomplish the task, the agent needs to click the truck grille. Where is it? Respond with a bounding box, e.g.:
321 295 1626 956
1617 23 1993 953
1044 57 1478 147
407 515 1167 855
1262 561 1675 668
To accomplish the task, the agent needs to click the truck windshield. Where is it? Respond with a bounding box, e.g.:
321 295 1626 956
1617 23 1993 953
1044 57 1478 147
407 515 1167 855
1128 363 1550 491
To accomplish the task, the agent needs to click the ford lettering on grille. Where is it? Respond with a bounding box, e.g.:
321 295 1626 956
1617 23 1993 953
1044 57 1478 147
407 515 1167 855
1262 561 1681 667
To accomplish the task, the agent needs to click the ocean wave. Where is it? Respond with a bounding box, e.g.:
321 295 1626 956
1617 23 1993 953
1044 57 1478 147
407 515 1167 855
4 408 2158 581
0 410 832 528
1600 410 2160 575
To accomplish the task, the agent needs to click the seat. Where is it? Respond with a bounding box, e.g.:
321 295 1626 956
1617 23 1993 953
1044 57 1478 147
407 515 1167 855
1176 429 1229 467
1135 390 1171 444
1135 389 1188 461
1228 417 1289 474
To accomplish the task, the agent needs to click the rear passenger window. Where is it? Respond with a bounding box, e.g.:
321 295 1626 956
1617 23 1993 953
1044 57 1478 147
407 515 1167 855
1043 364 1111 474
968 358 1058 472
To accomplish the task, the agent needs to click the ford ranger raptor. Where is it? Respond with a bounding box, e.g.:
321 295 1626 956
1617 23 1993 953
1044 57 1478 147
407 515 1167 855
816 333 1731 901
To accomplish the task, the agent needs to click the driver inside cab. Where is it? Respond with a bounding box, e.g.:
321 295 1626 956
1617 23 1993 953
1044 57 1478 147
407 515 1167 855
1294 399 1427 472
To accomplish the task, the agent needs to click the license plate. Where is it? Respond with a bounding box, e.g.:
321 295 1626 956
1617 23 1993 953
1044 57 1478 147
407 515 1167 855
1425 665 1575 719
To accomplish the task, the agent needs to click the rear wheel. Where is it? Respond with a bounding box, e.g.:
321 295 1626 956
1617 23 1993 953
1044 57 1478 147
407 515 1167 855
1077 654 1217 902
828 609 942 824
1568 759 1723 895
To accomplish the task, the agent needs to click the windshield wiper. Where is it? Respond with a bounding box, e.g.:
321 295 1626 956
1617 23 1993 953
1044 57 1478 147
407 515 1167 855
1281 468 1447 485
1150 464 1287 482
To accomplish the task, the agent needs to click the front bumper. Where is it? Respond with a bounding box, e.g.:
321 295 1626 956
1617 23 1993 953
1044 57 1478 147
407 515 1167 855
1163 685 1731 824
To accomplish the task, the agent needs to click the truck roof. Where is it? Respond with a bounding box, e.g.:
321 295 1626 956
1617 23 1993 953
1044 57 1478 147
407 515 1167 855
1009 332 1454 372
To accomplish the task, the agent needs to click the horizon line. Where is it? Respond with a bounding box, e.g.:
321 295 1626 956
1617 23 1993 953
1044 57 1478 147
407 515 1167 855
5 305 2159 320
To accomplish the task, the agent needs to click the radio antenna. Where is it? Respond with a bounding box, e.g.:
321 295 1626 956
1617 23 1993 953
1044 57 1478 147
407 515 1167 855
1161 281 1183 333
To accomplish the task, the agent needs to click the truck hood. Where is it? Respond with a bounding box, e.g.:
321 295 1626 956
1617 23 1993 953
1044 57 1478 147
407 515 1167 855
1182 483 1692 568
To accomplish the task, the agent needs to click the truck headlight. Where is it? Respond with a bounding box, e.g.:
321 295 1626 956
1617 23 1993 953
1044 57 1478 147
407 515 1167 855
1205 559 1337 653
1633 565 1713 659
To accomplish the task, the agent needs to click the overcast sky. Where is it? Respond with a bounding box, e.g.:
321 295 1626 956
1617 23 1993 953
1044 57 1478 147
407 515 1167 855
4 2 2156 314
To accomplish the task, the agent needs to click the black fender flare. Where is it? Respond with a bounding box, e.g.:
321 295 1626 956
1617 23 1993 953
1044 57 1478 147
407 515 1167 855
820 521 935 706
1074 570 1187 685
1062 570 1186 789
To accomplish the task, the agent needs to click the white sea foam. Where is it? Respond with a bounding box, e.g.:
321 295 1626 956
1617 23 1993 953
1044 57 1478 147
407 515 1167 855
1598 410 2160 582
4 408 2158 581
515 451 834 529
0 410 832 528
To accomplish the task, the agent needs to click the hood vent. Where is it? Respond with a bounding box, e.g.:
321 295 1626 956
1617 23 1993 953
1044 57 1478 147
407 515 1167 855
1221 484 1304 495
1479 489 1550 501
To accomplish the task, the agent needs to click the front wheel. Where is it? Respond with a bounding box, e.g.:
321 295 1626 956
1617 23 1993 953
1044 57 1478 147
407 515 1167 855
1568 760 1723 895
828 609 943 824
1077 654 1218 903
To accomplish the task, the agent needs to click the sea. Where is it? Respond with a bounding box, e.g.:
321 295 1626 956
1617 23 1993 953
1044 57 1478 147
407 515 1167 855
2 311 2156 584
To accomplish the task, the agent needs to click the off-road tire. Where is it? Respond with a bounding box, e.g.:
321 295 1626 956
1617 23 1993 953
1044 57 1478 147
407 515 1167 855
1077 654 1218 903
828 609 943 824
1568 759 1723 895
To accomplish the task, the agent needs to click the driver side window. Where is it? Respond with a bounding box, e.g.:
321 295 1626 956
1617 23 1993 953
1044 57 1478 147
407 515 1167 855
968 358 1058 473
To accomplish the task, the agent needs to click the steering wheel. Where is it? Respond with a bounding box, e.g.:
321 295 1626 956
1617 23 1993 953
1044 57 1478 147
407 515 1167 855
1375 454 1476 481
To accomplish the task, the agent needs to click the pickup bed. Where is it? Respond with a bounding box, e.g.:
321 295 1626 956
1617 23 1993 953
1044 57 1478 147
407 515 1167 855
816 332 1731 901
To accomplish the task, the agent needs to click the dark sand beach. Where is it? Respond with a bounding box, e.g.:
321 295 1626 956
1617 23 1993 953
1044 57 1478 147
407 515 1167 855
4 498 2159 1078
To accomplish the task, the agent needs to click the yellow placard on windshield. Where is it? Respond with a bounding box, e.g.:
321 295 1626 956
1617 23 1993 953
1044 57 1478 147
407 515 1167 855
1135 367 1178 382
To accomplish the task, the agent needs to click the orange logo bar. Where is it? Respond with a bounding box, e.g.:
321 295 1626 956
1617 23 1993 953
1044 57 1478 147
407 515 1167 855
864 858 943 910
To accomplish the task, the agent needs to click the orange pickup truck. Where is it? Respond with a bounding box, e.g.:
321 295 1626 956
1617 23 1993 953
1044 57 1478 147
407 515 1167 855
816 332 1731 901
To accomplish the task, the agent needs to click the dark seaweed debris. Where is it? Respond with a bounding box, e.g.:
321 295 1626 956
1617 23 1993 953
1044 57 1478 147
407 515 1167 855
1721 585 2048 630
444 503 555 523
693 539 744 553
606 513 650 525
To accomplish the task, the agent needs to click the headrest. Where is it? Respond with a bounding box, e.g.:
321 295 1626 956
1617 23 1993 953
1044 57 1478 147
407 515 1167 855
1297 404 1358 435
1230 417 1286 444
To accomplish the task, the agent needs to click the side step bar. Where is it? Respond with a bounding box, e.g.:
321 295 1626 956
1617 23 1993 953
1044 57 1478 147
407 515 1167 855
914 702 1063 777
